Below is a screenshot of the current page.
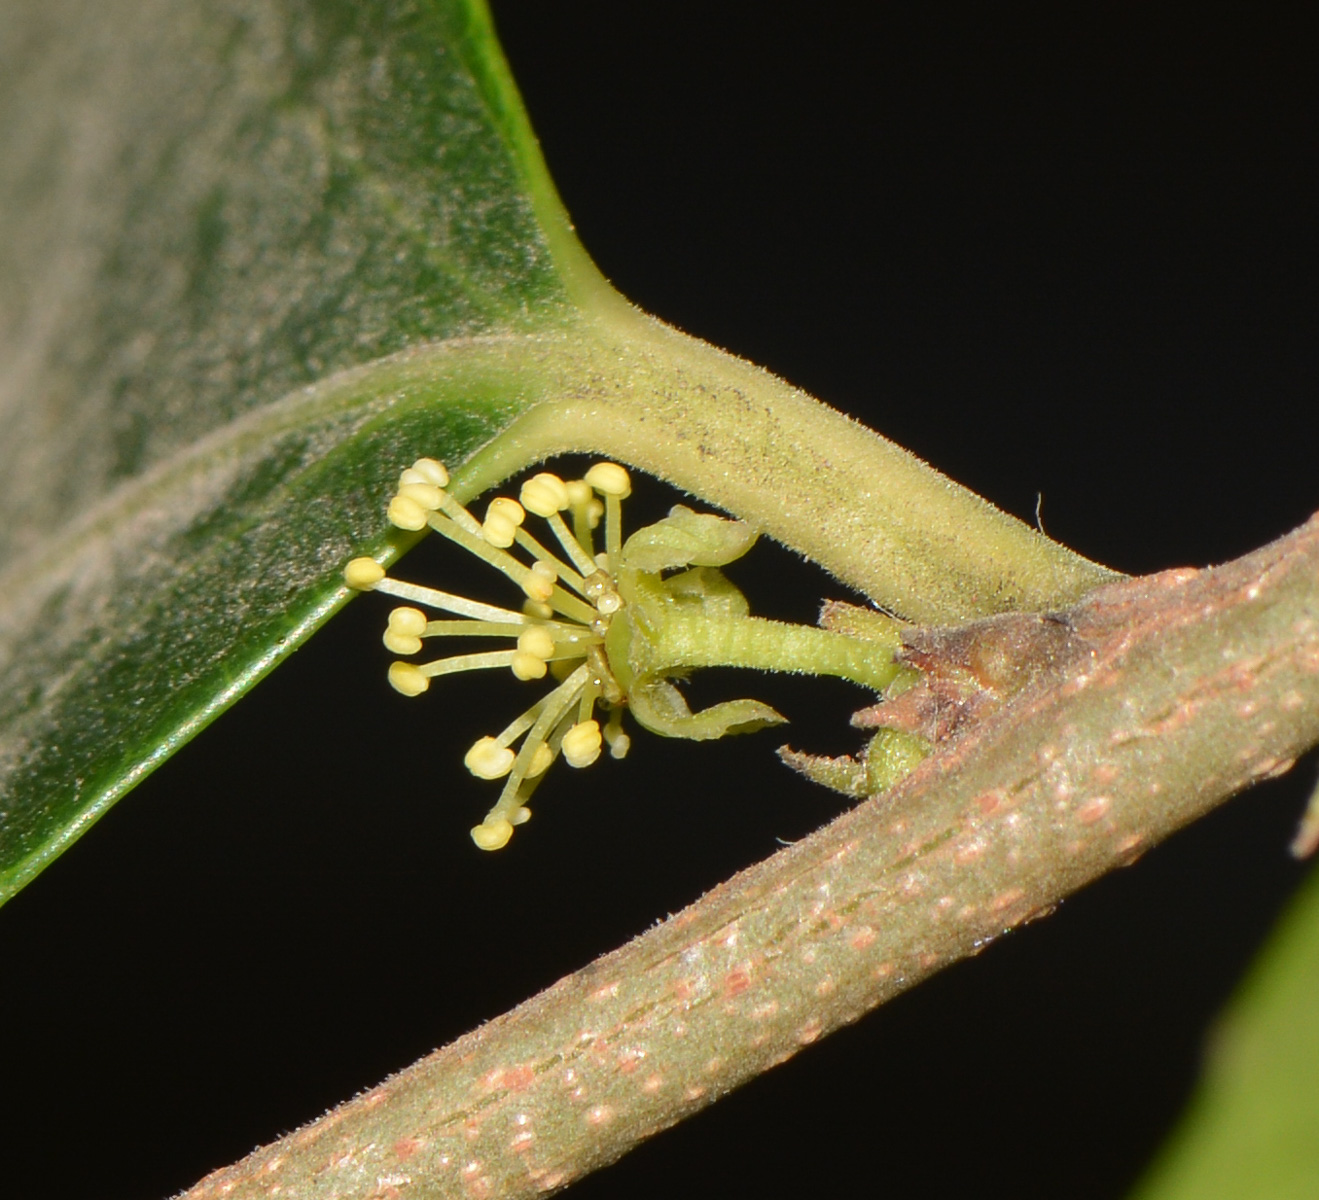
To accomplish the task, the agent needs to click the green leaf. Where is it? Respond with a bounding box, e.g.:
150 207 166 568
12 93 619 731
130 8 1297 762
1128 861 1319 1200
0 0 587 902
0 0 1117 906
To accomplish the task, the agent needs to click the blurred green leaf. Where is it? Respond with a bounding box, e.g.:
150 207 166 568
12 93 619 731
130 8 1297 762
1130 859 1319 1200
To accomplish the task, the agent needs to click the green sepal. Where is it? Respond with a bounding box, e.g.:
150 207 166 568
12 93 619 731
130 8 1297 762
628 678 786 742
610 562 785 740
777 747 870 797
865 727 931 792
616 566 752 659
621 506 758 573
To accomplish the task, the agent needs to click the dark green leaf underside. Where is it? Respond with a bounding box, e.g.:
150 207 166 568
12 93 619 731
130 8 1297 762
0 0 576 902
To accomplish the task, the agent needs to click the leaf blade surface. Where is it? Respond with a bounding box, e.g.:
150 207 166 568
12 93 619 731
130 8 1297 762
0 0 579 901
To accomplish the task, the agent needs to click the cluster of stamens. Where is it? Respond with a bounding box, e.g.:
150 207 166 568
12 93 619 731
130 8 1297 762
344 458 635 850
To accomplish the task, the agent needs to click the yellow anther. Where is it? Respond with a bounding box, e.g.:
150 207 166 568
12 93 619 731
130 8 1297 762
471 818 514 851
511 650 549 681
517 626 556 660
388 493 429 531
408 457 450 487
482 511 521 548
396 481 444 510
586 498 604 529
604 712 631 760
344 557 385 590
388 607 428 637
510 806 533 826
584 462 632 498
521 560 556 603
383 608 427 655
562 719 603 768
520 472 571 517
387 661 430 696
565 479 593 508
383 628 422 655
526 743 553 778
487 496 526 524
465 736 515 779
523 598 556 621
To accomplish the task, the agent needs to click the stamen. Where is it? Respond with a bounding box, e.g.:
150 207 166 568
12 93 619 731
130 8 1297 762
396 481 445 511
510 651 548 680
388 493 431 531
604 707 631 759
344 557 386 590
547 655 580 682
565 479 592 509
388 662 429 696
526 742 554 779
416 649 518 679
471 819 514 851
425 508 600 626
519 472 570 516
402 457 450 488
421 619 541 639
482 497 526 549
383 606 428 654
583 462 632 499
436 492 483 535
476 665 591 836
427 508 535 579
517 626 556 660
395 460 479 536
393 649 536 698
372 577 531 624
604 494 623 569
584 463 631 570
565 480 598 557
465 736 515 779
513 527 588 592
394 459 479 533
522 559 555 603
389 607 428 636
493 704 541 748
543 585 599 627
383 627 421 655
489 497 525 522
577 688 599 726
562 720 604 768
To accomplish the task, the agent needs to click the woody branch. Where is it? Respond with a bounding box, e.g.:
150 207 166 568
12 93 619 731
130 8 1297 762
183 512 1319 1200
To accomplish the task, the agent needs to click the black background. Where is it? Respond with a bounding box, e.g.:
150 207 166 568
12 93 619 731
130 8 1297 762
2 4 1317 1198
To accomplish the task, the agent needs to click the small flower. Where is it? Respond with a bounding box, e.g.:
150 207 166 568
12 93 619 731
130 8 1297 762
345 459 635 851
346 459 912 852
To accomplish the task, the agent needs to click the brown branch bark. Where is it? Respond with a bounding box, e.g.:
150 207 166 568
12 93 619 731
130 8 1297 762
180 514 1319 1200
